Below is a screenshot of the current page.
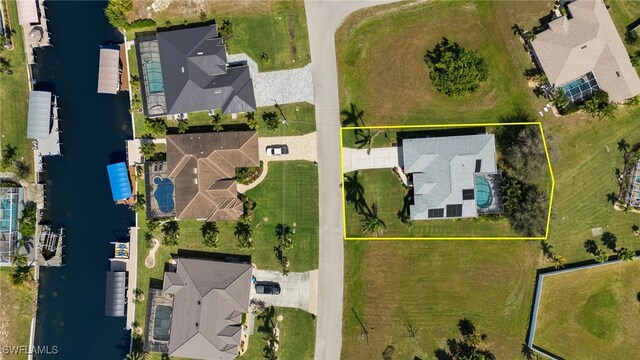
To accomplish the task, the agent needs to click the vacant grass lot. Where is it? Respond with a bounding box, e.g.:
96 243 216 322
535 261 640 359
339 1 640 358
135 160 318 359
336 0 549 126
0 0 34 181
0 268 36 360
126 1 310 71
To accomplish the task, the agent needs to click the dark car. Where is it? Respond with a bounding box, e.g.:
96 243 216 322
255 282 281 295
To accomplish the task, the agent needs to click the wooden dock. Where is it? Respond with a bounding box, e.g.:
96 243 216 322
119 43 129 92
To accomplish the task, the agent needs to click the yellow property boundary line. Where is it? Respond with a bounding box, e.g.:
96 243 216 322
339 122 555 240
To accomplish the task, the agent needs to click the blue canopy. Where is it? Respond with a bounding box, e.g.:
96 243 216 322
107 162 131 201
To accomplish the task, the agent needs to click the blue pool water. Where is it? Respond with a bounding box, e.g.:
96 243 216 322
0 198 17 232
152 305 172 341
475 176 493 209
143 62 164 94
154 177 175 213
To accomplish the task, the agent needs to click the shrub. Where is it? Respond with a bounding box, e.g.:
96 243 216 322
18 205 37 239
125 18 157 30
105 0 132 29
582 90 616 120
424 37 488 96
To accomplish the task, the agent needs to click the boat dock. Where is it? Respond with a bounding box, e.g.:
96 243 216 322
104 227 138 327
16 0 51 64
27 92 62 176
35 225 64 266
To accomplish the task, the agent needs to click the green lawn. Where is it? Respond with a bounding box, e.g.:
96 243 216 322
338 0 640 358
135 160 318 358
162 102 316 138
242 307 316 360
0 0 34 181
335 0 550 127
125 1 310 72
0 268 36 360
535 261 640 359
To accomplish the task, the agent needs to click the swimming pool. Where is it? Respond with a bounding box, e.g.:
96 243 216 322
143 62 164 94
152 305 172 342
559 72 599 103
153 177 175 214
0 198 17 232
475 176 493 209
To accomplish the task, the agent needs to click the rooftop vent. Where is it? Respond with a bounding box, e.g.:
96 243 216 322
193 167 198 174
581 45 587 49
616 71 621 77
181 67 185 73
197 51 204 55
194 178 198 185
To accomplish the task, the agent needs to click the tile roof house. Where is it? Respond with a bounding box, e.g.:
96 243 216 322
135 25 256 116
531 0 640 103
402 134 501 220
166 131 259 221
162 258 253 360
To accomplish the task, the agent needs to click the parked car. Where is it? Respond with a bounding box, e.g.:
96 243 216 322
255 282 281 295
266 145 289 156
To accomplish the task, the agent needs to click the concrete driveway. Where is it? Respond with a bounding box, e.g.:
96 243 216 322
237 132 318 192
342 146 400 173
227 53 314 107
251 269 318 314
305 1 402 359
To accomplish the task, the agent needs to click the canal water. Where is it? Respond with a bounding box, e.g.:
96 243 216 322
32 0 134 358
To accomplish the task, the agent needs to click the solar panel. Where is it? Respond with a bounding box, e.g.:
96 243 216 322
462 189 475 200
428 208 444 218
446 204 463 217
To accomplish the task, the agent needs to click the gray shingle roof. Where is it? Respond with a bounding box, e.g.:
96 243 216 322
531 0 640 102
163 258 252 360
402 134 497 220
156 25 256 115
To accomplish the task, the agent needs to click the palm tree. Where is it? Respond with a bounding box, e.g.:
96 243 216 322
234 221 253 248
594 249 609 263
161 220 180 246
12 253 28 266
139 139 155 160
131 194 146 212
211 113 223 132
246 112 259 130
599 103 617 120
360 203 386 236
355 129 382 155
126 334 148 360
130 75 140 90
0 57 12 75
538 241 554 259
177 119 189 134
133 288 145 303
201 221 219 248
618 247 635 261
10 265 34 287
1 143 17 169
552 255 566 269
275 223 293 249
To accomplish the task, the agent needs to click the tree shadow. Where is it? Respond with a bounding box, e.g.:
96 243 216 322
434 319 495 360
344 171 371 215
583 239 598 255
601 232 617 251
606 192 618 205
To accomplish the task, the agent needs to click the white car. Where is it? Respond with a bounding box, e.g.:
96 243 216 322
266 145 289 156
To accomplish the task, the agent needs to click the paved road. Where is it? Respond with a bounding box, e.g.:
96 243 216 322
305 1 400 359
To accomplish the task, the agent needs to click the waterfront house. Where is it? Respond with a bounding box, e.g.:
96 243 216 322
134 24 256 117
531 0 640 103
165 131 259 221
145 257 252 360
